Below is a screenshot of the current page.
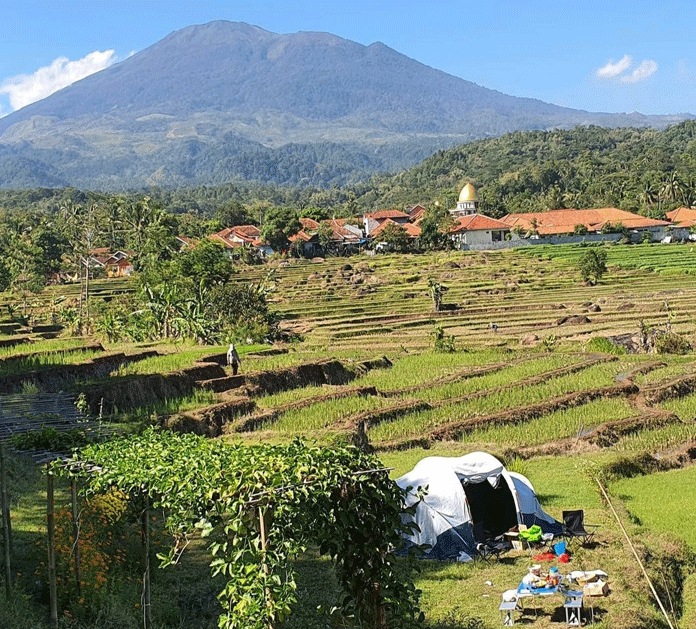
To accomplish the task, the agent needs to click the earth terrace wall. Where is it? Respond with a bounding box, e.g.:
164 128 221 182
0 351 159 395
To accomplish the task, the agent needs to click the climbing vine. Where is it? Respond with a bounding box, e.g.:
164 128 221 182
55 429 423 629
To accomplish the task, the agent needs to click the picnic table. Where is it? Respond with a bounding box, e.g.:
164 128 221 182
499 574 593 626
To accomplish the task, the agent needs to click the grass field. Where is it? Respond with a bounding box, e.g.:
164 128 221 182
3 243 696 629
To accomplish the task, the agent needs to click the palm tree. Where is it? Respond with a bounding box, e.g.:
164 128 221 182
640 182 658 212
661 172 683 205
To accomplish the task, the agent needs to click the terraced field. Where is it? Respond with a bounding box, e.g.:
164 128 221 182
4 243 696 629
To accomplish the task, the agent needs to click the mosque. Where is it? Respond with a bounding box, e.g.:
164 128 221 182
448 182 511 247
450 182 480 218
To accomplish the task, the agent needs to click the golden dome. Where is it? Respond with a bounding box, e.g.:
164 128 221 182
458 183 479 203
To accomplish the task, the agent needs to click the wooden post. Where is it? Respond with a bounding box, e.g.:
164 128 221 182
141 497 151 629
47 466 58 627
258 506 274 629
1 444 12 598
70 479 81 596
373 582 386 629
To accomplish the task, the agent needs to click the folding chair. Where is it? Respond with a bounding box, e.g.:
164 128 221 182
473 522 509 562
562 510 599 547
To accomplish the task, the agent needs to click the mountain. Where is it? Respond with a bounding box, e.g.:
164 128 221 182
0 21 691 190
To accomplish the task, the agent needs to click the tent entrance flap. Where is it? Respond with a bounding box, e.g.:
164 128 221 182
461 477 517 537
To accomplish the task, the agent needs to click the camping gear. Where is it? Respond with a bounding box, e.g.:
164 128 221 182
583 580 609 597
519 524 543 542
473 521 510 562
554 540 567 556
396 452 563 560
563 510 599 546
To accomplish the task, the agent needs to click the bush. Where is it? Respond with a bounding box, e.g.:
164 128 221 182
9 426 93 452
577 249 608 284
586 336 626 355
654 332 692 355
431 324 455 353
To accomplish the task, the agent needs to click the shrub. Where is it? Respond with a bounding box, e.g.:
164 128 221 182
654 332 692 355
586 336 626 355
9 426 93 452
577 249 608 284
431 324 455 353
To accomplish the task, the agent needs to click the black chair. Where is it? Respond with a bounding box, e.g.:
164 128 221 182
562 510 599 547
473 522 509 562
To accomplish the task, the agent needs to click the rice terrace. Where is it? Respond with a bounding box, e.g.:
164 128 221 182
3 242 696 629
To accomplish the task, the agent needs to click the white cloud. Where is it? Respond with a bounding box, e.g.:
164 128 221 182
619 59 658 83
596 55 633 79
0 50 116 111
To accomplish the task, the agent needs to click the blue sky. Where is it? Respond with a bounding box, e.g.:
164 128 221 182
1 0 695 117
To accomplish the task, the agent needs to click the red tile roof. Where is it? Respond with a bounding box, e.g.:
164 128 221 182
209 233 242 248
233 225 261 237
502 208 669 234
176 236 198 249
211 225 262 247
365 209 410 220
407 204 427 221
320 219 363 241
288 230 314 243
449 214 511 233
299 217 321 231
666 207 696 227
370 218 421 239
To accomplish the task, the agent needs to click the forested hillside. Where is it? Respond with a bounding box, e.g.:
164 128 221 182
351 122 696 217
2 122 696 220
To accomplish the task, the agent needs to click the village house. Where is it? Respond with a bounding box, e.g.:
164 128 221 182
210 225 272 257
666 207 696 230
89 248 133 277
406 204 427 222
449 214 510 248
369 218 421 250
288 217 322 257
320 218 365 252
175 235 198 251
363 208 410 235
502 207 672 242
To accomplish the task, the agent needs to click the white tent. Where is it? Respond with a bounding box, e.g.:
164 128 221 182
396 452 562 560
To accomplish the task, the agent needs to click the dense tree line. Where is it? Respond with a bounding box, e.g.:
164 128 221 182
353 121 696 217
5 122 696 220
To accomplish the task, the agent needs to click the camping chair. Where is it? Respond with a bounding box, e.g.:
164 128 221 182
473 522 509 562
562 510 599 547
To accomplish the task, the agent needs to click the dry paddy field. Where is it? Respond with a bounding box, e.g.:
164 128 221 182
4 243 696 629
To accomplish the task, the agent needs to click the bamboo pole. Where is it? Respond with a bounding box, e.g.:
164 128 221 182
47 466 58 627
141 497 151 629
596 479 676 629
70 479 81 596
1 444 12 598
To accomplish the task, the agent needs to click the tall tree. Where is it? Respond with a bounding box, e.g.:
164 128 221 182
260 207 301 252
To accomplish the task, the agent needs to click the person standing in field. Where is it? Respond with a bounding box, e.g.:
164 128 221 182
227 343 241 375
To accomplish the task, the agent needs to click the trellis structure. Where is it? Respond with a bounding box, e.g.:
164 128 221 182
54 429 423 629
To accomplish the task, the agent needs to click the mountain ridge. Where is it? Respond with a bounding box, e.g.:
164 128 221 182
0 20 692 190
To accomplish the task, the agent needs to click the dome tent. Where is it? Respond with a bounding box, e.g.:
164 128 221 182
396 452 562 560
